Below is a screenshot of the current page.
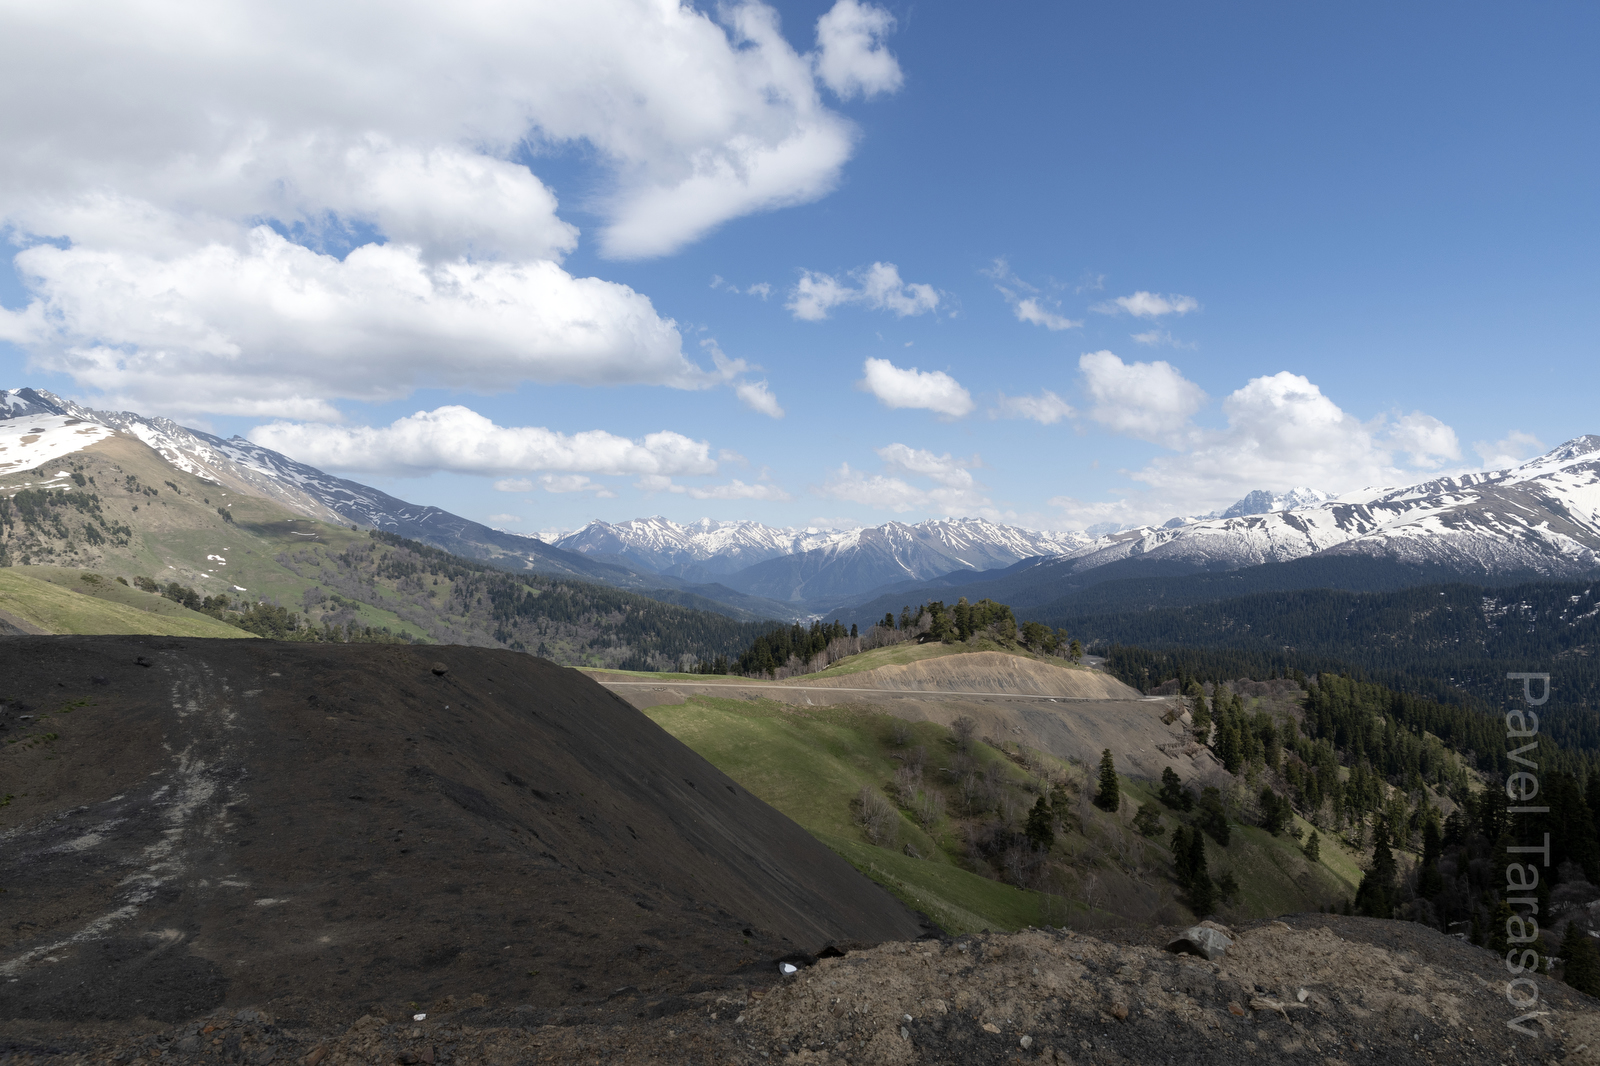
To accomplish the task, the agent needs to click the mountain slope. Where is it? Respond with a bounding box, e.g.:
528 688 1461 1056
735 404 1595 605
0 389 791 620
556 515 1090 605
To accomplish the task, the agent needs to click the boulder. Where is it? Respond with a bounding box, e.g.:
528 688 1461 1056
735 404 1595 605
1165 925 1233 960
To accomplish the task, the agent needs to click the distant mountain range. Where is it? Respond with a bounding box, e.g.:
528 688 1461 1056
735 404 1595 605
8 387 1598 625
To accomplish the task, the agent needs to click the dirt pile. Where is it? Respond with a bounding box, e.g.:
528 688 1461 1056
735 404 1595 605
0 637 926 1042
24 915 1598 1065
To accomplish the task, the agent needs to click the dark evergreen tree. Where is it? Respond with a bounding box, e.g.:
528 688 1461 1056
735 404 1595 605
1197 786 1230 846
1562 921 1600 997
1025 795 1056 852
1159 767 1194 811
1418 819 1445 899
1354 818 1398 919
1096 749 1120 812
1303 829 1321 863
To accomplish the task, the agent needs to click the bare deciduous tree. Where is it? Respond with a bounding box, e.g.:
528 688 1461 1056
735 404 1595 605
951 715 977 753
856 786 900 847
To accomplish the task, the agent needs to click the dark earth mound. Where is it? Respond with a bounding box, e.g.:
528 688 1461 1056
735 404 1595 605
0 637 927 1040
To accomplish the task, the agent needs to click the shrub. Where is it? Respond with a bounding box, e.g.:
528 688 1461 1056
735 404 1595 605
856 786 900 847
915 789 944 830
1133 803 1163 837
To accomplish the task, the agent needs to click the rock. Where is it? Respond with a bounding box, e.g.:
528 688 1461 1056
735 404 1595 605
1228 1001 1246 1016
304 1045 328 1066
1019 1034 1034 1049
902 842 921 859
1110 1003 1128 1021
396 1053 420 1065
982 1022 1001 1034
431 662 448 676
1165 925 1233 960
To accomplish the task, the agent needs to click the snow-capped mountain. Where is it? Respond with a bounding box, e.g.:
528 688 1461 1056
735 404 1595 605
0 389 663 588
554 516 839 578
1218 486 1334 519
556 515 1092 603
1041 436 1600 581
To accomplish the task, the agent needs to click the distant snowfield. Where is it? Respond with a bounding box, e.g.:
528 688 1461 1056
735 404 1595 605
0 415 113 476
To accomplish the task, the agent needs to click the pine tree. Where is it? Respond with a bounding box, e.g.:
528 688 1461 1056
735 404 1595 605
1303 829 1321 863
1025 795 1056 852
1190 684 1212 742
1418 819 1445 899
1097 749 1120 812
1354 818 1398 918
1159 767 1193 811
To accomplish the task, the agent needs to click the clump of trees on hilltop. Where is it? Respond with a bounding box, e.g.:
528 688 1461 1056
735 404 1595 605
705 597 1083 679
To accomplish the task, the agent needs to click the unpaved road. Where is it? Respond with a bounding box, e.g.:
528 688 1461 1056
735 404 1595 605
590 653 1222 783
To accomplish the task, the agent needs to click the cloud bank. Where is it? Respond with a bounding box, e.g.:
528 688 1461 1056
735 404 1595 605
0 0 900 417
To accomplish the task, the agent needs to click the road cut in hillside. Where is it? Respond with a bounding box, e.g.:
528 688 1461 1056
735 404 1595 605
797 650 1140 699
0 637 926 1038
592 650 1222 784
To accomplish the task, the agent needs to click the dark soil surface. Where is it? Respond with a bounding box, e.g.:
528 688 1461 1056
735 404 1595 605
0 636 927 1056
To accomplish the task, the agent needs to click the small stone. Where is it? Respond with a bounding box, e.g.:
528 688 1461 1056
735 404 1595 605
1111 1004 1128 1021
1020 1035 1034 1049
304 1046 328 1066
1296 988 1309 1003
396 1052 420 1065
1228 1002 1246 1016
900 1027 909 1039
982 1022 1001 1034
421 1047 435 1065
431 662 448 676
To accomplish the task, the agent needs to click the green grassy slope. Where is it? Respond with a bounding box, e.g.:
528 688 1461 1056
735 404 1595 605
648 690 1363 934
0 569 252 638
645 696 1075 934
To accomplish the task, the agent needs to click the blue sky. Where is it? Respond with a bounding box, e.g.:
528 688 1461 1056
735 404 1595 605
2 1 1595 536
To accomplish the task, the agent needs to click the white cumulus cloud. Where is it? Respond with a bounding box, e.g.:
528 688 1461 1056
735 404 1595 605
1057 370 1469 525
858 358 974 417
249 405 719 478
991 391 1075 425
1078 350 1207 446
1475 430 1548 470
876 443 978 488
735 379 786 418
814 0 904 99
1014 299 1082 331
0 0 901 415
787 262 939 320
1094 291 1200 318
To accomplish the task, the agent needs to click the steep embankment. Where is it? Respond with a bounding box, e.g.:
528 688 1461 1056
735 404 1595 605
0 638 925 1035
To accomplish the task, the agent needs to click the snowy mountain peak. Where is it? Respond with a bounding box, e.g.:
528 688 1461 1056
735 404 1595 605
1219 486 1333 519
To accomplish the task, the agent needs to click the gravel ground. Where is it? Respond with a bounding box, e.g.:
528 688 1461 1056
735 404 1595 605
7 915 1597 1065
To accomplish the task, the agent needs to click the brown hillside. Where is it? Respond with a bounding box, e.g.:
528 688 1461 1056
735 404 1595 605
796 651 1141 699
0 637 925 1034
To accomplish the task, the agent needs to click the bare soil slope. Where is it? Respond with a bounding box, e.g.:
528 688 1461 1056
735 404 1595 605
0 637 926 1039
